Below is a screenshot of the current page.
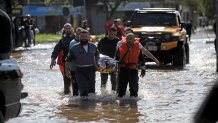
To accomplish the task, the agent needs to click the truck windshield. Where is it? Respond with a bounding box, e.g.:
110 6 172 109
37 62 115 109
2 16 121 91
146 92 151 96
131 13 177 27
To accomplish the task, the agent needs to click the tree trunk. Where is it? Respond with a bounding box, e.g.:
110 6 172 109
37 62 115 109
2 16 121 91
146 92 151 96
102 0 122 21
102 1 110 20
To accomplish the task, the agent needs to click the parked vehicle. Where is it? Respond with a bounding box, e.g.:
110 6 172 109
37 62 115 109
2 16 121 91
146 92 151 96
129 8 189 67
0 8 27 123
0 57 28 123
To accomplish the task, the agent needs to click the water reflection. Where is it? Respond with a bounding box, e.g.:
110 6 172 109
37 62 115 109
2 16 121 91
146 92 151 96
60 101 100 122
60 96 142 123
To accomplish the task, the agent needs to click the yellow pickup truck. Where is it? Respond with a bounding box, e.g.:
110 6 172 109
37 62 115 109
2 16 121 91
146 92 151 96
129 8 189 67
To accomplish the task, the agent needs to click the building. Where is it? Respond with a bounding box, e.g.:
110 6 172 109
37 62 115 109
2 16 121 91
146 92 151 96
22 1 81 33
1 0 196 34
22 4 81 33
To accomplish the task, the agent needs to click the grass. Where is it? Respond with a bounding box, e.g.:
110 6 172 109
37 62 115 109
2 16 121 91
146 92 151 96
35 33 61 43
95 34 105 41
35 33 105 43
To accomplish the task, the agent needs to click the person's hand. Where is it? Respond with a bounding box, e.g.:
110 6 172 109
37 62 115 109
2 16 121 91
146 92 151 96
50 59 56 69
155 60 160 66
95 64 100 71
140 69 146 78
65 70 71 78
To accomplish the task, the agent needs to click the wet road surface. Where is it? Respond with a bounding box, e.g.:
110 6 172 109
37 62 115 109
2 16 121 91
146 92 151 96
7 27 217 123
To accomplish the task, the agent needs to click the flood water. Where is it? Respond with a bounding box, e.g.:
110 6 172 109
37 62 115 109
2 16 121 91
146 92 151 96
7 28 217 123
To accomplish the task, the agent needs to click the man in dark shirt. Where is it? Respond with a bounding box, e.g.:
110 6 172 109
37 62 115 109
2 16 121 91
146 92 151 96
186 20 194 41
50 23 75 94
65 29 99 98
97 27 120 91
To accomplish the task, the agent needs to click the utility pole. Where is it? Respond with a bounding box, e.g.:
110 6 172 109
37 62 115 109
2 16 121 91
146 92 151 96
216 0 218 72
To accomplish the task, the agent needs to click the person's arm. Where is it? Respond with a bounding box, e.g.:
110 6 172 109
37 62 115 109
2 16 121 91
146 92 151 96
65 48 75 78
64 41 75 77
97 39 102 53
138 50 146 77
95 48 100 66
51 40 63 60
138 50 146 67
139 43 160 66
50 40 62 69
65 61 71 78
114 41 121 59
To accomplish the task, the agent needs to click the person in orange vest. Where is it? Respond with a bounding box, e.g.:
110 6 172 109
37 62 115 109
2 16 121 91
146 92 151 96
116 27 145 92
115 33 160 97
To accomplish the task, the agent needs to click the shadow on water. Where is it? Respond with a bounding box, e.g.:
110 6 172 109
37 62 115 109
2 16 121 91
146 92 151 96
59 96 143 122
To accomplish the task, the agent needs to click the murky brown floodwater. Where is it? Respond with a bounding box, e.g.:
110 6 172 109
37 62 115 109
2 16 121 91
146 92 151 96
8 27 217 123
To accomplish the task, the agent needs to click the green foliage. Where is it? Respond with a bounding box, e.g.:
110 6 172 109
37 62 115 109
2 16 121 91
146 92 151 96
44 0 70 5
35 33 61 43
182 0 199 10
35 33 105 43
200 0 216 18
183 0 215 19
95 34 105 42
100 0 123 19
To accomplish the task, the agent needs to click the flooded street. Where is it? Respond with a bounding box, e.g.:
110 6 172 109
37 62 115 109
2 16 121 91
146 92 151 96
7 28 217 123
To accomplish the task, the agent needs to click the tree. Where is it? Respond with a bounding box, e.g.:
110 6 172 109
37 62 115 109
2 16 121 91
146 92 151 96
200 0 216 18
100 0 123 20
100 0 148 21
1 0 26 17
182 0 200 12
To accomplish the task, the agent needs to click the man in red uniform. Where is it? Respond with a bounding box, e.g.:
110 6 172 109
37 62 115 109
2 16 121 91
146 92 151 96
108 18 125 40
104 19 112 35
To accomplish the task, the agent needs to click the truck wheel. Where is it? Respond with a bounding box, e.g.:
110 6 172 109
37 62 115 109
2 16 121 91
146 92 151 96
173 46 186 67
185 43 190 64
0 110 4 123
